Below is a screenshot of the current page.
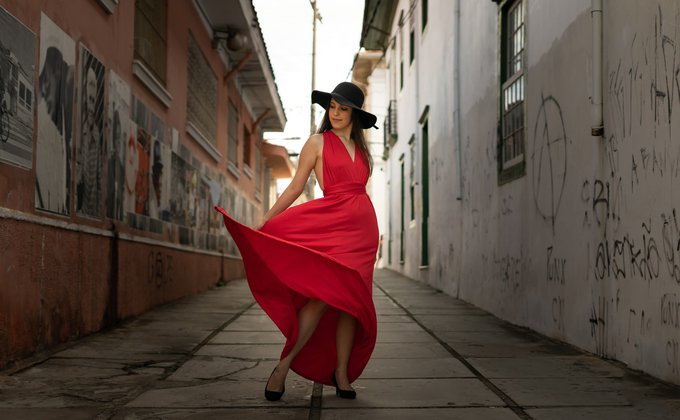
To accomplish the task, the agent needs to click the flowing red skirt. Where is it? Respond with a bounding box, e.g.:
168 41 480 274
215 189 378 385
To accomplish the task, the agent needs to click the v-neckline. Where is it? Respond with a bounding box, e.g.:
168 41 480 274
332 131 356 164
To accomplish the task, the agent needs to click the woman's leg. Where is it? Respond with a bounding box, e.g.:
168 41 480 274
334 311 356 390
267 298 328 391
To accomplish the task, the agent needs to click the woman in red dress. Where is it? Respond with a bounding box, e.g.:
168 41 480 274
216 82 379 400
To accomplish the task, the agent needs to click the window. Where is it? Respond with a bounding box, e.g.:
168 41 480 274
384 100 398 152
255 143 262 195
399 154 405 263
408 1 415 64
186 34 217 146
409 135 415 222
420 117 429 266
134 0 167 83
400 62 404 90
399 10 404 91
499 0 526 182
227 101 239 165
422 0 428 31
243 125 251 168
18 82 26 108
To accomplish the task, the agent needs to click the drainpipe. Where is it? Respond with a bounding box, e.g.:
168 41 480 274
454 0 462 299
591 0 604 137
454 0 462 200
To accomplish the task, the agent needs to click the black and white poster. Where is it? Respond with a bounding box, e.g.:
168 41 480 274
106 70 129 221
76 45 105 218
0 7 35 169
35 13 75 215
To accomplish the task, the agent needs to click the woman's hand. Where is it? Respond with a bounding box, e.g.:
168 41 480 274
254 134 322 228
254 219 268 231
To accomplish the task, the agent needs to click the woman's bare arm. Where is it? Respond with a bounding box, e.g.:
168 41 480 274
257 134 322 228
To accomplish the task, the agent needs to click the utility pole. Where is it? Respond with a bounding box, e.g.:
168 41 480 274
310 0 321 135
306 0 322 200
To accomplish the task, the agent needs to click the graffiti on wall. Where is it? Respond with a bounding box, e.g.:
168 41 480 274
531 94 568 235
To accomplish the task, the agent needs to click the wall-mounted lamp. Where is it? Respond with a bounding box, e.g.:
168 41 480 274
213 28 248 52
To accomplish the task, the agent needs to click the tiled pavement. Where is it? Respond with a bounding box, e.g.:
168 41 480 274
1 269 680 419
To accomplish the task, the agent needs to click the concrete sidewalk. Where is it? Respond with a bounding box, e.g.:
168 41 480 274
1 269 679 419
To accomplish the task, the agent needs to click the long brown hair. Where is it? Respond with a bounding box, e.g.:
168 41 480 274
316 110 373 174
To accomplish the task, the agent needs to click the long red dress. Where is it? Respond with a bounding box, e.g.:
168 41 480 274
215 130 379 385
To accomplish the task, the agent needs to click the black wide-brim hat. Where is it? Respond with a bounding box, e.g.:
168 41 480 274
312 82 378 129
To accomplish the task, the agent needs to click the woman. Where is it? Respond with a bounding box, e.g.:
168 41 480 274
216 81 379 400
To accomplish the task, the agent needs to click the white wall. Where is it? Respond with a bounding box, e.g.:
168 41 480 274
364 65 389 267
379 0 680 386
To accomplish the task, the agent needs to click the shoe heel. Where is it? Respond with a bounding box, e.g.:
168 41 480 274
331 373 357 399
265 367 285 401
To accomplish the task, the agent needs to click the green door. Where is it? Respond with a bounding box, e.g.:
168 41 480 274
421 121 429 266
400 155 405 263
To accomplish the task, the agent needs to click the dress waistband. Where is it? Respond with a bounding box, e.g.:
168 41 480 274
323 184 366 197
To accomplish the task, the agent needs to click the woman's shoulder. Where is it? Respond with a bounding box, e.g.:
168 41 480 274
305 133 324 149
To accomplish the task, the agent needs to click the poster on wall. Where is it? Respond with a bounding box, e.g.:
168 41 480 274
134 126 150 216
75 45 105 218
106 70 130 221
149 135 171 221
124 120 138 216
0 8 35 169
132 95 148 131
35 13 75 215
170 151 187 226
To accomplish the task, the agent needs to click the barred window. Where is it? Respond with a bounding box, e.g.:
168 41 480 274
186 34 217 145
228 101 239 165
134 0 167 83
243 125 251 168
499 0 525 181
255 143 262 194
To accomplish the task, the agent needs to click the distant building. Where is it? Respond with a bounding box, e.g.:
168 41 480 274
352 50 388 267
362 0 680 386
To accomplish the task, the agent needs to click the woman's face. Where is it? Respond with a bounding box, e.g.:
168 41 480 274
328 98 353 130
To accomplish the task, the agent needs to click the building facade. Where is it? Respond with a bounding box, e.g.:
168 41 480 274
352 50 388 267
363 0 680 385
0 0 288 369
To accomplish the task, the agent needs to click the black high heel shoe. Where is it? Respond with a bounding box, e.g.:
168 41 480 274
331 373 356 399
265 367 285 401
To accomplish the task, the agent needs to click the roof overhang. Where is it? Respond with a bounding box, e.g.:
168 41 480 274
352 50 383 83
262 142 294 179
360 0 399 51
195 0 286 132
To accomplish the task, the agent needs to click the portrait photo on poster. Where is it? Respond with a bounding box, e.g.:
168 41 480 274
107 70 130 221
76 44 105 219
35 13 75 215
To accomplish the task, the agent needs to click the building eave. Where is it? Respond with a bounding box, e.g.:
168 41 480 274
262 142 294 178
360 0 399 51
194 0 286 132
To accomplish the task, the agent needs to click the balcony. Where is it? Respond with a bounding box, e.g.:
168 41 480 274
383 100 397 158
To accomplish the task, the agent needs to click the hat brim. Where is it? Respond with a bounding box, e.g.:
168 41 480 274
312 90 378 129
